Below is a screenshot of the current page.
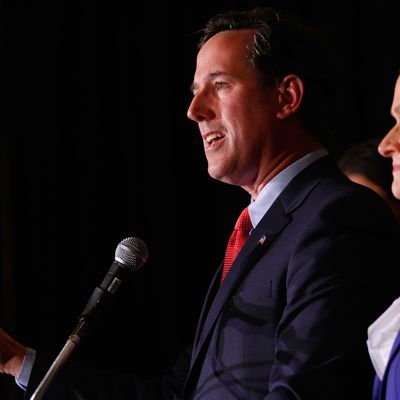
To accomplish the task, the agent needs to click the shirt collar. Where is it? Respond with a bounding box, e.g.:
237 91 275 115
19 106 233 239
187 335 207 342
248 148 328 228
367 296 400 380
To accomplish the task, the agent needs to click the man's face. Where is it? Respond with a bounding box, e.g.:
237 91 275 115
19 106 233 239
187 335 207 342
187 29 282 190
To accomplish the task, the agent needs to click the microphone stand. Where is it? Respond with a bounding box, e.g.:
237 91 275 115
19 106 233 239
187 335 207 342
29 237 148 399
29 318 88 400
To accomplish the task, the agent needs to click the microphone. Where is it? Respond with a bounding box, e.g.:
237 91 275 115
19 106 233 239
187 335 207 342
30 236 149 400
79 236 149 324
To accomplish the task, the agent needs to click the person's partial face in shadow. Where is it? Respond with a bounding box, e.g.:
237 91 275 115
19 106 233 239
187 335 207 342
379 75 400 199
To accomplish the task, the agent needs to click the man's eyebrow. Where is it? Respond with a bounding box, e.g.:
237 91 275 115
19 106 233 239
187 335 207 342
190 72 231 93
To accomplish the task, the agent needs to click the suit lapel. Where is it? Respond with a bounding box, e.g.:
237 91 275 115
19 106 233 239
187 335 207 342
190 199 291 366
190 260 222 359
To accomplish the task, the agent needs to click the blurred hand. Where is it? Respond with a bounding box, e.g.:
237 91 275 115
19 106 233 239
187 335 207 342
0 327 26 377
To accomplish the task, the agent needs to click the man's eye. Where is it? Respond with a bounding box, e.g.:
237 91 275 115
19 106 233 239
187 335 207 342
215 81 227 90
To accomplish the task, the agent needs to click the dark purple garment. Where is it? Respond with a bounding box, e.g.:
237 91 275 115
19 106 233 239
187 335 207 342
373 331 400 399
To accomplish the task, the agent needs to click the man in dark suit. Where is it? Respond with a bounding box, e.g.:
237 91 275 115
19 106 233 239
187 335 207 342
1 7 400 399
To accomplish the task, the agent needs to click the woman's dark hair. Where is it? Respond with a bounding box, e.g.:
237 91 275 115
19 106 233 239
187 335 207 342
338 139 394 195
198 8 334 145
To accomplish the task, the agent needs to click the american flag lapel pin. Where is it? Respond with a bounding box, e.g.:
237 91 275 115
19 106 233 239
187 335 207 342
257 234 267 246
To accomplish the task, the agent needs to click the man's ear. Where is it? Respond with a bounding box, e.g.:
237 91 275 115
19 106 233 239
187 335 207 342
276 74 304 119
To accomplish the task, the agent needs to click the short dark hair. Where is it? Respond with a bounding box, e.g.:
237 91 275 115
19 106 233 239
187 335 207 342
338 139 393 195
198 8 334 145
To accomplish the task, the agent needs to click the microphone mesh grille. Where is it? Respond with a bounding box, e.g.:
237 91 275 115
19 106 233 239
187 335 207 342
115 237 149 271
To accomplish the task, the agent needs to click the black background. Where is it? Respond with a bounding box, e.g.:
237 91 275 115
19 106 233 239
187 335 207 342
1 1 400 398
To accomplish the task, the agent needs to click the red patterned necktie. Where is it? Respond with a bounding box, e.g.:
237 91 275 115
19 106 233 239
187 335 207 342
221 207 252 284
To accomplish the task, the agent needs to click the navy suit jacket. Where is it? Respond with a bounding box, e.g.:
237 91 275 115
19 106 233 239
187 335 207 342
373 331 400 399
25 157 400 399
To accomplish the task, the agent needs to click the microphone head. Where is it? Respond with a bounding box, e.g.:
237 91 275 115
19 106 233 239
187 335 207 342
115 237 149 271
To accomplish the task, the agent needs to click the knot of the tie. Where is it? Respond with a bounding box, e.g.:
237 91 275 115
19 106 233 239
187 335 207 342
221 207 252 284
